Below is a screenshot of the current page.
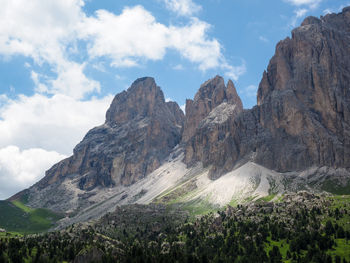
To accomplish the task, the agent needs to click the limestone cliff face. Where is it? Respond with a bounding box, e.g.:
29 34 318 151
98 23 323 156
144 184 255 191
182 76 243 143
255 8 350 171
182 76 243 177
38 77 184 190
184 7 350 176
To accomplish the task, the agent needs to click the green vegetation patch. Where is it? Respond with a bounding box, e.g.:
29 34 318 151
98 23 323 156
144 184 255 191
321 179 350 195
329 195 350 207
328 239 350 261
0 200 63 234
257 194 276 203
265 237 290 260
173 198 219 218
155 179 198 204
322 195 350 234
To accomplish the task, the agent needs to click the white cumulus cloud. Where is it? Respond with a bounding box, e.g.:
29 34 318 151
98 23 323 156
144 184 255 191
0 1 244 92
0 0 99 99
0 146 66 199
0 94 113 155
79 6 243 78
0 0 83 61
0 93 113 199
80 6 169 67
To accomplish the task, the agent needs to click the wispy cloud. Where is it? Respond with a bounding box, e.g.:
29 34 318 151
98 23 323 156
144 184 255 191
323 3 350 15
295 8 308 17
323 8 332 14
173 64 185 70
290 8 308 27
222 60 246 82
162 0 202 16
241 85 258 98
284 0 322 9
259 36 269 43
180 104 186 113
284 0 322 28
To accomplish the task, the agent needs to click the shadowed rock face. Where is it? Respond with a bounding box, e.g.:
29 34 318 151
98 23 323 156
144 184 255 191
184 8 350 176
37 77 184 190
255 9 350 171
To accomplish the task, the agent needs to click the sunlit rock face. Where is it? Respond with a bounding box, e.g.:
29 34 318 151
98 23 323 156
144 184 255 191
38 77 184 190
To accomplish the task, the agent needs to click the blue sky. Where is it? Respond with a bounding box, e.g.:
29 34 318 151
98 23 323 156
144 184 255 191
0 0 349 199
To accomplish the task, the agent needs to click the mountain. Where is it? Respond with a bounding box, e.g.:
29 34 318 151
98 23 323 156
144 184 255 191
10 7 350 228
184 7 350 178
42 77 184 190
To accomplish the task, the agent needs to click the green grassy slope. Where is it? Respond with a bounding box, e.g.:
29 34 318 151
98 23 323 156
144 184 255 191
0 200 63 234
321 179 350 195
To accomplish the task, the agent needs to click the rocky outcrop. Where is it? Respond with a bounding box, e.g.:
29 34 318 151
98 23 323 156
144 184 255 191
74 247 104 263
254 8 350 171
166 101 185 129
37 77 184 190
184 8 350 176
182 76 243 177
182 76 243 143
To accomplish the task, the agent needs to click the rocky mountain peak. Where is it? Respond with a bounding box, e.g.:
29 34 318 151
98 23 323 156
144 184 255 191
300 16 321 26
226 79 243 109
105 77 165 125
194 75 225 102
185 7 350 177
35 77 184 195
182 75 243 142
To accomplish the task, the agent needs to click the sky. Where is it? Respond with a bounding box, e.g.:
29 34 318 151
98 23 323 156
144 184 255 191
0 0 349 199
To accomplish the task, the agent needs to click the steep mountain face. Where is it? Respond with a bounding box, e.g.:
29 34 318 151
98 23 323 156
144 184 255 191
37 77 184 190
256 9 350 170
184 7 350 176
182 76 242 143
182 76 243 178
